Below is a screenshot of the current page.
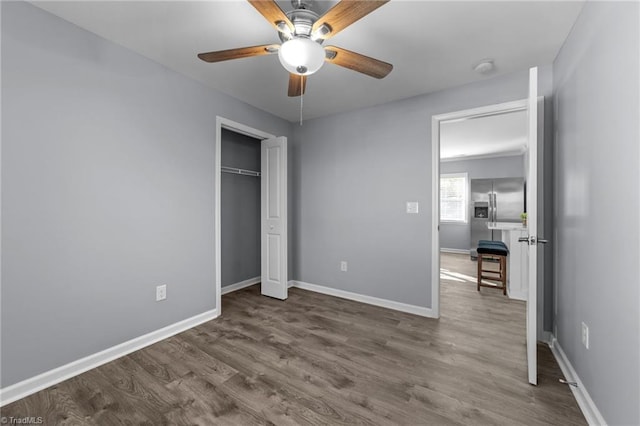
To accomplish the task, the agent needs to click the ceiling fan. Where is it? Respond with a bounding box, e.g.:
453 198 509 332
197 0 393 97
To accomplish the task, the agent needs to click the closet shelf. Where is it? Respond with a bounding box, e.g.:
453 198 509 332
221 166 261 177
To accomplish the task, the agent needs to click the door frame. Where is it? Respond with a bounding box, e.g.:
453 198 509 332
215 117 276 315
430 99 528 319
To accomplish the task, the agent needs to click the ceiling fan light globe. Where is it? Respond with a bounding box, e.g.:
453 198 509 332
278 37 325 76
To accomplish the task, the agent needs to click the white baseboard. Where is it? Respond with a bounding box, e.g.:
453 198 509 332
548 336 607 426
507 288 527 301
440 248 471 255
0 309 219 407
289 280 436 318
221 276 260 295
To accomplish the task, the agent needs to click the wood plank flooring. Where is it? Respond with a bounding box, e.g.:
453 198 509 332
2 253 586 425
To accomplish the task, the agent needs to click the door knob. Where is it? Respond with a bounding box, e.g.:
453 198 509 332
537 238 548 244
518 237 530 243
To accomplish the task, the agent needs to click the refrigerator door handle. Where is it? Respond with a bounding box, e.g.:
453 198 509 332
487 192 493 223
492 193 497 224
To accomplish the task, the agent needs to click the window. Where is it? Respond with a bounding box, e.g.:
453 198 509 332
440 173 468 223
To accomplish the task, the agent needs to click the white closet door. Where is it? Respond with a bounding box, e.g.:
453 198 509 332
261 137 288 300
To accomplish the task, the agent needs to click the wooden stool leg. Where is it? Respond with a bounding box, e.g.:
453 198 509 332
501 255 507 295
477 254 482 291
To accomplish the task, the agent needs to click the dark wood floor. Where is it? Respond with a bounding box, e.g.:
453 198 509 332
2 253 586 425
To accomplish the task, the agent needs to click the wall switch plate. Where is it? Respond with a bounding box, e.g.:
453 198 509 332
340 261 348 272
406 202 419 214
156 285 167 301
581 322 589 349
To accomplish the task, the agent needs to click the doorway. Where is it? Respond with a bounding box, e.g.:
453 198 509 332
440 108 528 298
220 128 262 297
437 108 530 366
431 99 529 317
215 117 288 315
431 89 544 385
436 106 530 360
432 99 537 384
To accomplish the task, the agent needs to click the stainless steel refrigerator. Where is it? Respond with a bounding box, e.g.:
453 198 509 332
470 177 525 259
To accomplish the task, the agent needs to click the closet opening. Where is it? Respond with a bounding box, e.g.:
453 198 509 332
220 128 262 303
215 117 289 315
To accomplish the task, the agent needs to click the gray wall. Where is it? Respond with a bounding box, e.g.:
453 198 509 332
1 2 291 388
553 2 639 425
440 155 525 251
221 129 261 287
292 66 553 309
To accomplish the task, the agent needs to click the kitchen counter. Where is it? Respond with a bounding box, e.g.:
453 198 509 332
487 223 529 301
488 222 527 231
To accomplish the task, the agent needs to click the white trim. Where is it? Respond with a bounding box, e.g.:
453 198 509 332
548 337 608 426
221 276 261 295
507 288 527 301
289 281 436 318
220 277 262 296
440 248 470 255
431 112 441 319
0 309 219 407
440 149 526 163
215 117 275 315
432 99 528 324
436 100 528 124
218 117 276 140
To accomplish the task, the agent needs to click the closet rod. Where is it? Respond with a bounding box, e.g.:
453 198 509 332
221 166 261 177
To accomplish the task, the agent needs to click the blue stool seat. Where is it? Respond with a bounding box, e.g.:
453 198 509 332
478 239 506 247
477 240 509 256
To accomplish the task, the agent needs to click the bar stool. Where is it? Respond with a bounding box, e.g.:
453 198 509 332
477 240 509 295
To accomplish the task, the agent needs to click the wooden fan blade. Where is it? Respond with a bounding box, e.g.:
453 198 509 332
288 73 307 97
325 46 393 79
197 44 279 63
312 0 389 40
247 0 294 33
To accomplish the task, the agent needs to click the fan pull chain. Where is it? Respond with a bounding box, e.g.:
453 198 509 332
299 75 304 126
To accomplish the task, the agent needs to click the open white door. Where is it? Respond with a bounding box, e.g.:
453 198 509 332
261 137 288 300
525 67 538 385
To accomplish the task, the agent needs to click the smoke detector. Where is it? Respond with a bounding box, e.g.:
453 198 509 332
474 59 495 74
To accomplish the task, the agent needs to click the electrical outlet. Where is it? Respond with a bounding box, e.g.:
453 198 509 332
581 322 589 349
156 285 167 302
340 261 348 272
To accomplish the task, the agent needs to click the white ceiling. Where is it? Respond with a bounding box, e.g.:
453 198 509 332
32 1 584 123
440 109 527 159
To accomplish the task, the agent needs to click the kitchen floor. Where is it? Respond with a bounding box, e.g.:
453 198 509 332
440 250 504 288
